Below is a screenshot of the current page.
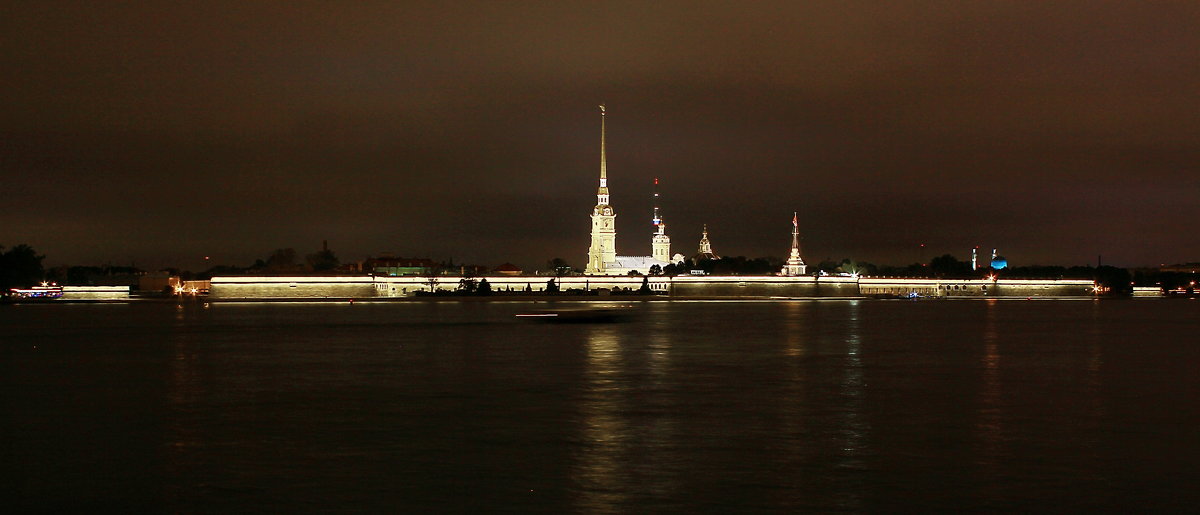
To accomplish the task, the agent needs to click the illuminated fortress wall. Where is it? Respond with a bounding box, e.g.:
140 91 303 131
210 275 858 298
859 278 1094 297
668 275 858 298
989 279 1096 297
208 277 377 299
60 286 130 300
209 275 1095 299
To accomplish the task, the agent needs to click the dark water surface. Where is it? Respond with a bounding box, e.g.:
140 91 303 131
3 299 1198 512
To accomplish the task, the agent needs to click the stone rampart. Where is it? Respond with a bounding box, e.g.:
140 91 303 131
669 275 858 298
208 275 1094 299
859 278 1094 297
208 277 376 299
61 286 130 300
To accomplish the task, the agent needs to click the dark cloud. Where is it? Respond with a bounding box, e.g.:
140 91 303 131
3 1 1197 270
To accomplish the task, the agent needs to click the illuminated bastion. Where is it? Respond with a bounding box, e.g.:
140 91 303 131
206 275 1095 299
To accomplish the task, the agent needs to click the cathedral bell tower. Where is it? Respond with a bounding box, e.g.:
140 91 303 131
587 105 617 273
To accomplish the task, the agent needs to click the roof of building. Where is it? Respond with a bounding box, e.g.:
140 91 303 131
365 257 435 268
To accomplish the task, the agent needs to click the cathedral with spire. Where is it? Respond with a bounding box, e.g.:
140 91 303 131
584 105 804 277
586 105 683 275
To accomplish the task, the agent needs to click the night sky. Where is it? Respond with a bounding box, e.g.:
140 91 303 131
4 2 1197 271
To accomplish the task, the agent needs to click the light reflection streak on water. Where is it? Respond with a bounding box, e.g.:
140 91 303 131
166 305 204 506
778 301 809 506
1083 300 1107 462
784 301 806 360
642 304 680 503
976 298 1004 470
573 324 628 509
837 300 868 510
1088 300 1106 376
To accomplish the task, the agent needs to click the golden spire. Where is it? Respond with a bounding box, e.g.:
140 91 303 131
599 104 607 182
596 104 609 204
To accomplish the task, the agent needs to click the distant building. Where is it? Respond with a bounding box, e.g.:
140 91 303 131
990 249 1008 270
1161 263 1200 274
364 256 436 276
694 224 720 261
780 212 808 276
493 263 522 276
138 271 178 292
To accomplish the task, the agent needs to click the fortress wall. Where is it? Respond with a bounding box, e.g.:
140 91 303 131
208 275 1094 299
859 278 944 297
209 277 377 299
859 278 1094 297
61 286 131 300
860 279 992 297
668 276 858 298
992 279 1094 297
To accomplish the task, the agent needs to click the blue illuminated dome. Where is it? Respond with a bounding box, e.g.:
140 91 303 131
990 257 1008 270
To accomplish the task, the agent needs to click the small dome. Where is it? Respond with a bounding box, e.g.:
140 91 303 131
990 257 1008 270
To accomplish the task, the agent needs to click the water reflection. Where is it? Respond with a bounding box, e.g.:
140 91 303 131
1087 300 1105 375
976 299 1005 470
1082 300 1107 462
571 314 684 510
836 300 869 510
780 301 808 458
783 301 807 359
165 306 206 506
641 307 680 502
645 304 673 381
572 325 629 508
8 299 1181 511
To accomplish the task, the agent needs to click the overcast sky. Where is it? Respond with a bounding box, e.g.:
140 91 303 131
3 1 1197 270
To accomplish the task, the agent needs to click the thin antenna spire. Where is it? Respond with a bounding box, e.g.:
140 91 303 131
652 177 662 231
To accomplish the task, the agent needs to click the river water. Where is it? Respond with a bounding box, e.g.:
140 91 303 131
2 299 1198 512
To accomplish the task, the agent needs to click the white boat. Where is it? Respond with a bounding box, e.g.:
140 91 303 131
515 306 632 323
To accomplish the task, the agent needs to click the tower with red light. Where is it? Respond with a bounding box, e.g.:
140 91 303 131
651 177 671 263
